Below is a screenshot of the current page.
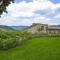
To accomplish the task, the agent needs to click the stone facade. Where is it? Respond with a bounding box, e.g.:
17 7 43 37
25 23 60 35
48 26 60 35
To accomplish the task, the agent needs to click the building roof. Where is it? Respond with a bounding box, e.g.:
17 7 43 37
32 23 48 26
48 26 60 30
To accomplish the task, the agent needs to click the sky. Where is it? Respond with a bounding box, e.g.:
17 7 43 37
0 0 60 26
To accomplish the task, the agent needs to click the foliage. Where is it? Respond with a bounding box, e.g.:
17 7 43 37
0 29 32 50
0 0 14 16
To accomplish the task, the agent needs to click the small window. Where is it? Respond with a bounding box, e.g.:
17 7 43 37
41 26 44 31
37 26 44 32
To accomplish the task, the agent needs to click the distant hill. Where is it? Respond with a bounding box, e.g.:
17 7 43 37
11 26 29 30
49 25 60 27
57 25 60 27
0 25 29 31
0 25 15 31
0 25 60 31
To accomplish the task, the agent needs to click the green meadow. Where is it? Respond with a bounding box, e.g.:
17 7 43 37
0 37 60 60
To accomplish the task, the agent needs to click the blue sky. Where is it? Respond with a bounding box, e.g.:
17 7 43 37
51 0 60 4
0 0 60 26
15 0 60 3
15 0 33 3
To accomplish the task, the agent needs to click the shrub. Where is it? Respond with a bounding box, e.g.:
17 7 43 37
0 30 32 50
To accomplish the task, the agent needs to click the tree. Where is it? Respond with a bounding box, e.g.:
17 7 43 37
0 0 14 16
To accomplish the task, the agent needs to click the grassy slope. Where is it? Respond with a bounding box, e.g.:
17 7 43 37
0 37 60 60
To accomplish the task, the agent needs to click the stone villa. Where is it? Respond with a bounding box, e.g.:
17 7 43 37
25 23 60 35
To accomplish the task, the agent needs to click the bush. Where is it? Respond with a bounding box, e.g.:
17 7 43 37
0 38 15 50
0 30 32 50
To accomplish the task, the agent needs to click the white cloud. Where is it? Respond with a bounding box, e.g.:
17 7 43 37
54 14 60 18
0 0 60 26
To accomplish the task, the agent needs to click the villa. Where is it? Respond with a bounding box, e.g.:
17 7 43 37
25 23 60 35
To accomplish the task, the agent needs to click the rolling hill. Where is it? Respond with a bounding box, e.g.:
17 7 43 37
0 25 15 31
11 26 29 30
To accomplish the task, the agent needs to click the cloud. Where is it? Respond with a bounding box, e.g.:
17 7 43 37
0 0 60 26
54 14 60 18
7 0 56 17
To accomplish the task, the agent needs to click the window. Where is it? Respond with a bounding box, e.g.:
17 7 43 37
41 26 44 31
37 26 44 32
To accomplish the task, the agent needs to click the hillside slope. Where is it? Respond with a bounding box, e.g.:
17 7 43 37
0 25 15 31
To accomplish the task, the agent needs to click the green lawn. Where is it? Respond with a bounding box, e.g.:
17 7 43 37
0 37 60 60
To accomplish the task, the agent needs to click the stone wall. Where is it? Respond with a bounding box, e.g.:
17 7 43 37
48 29 60 35
26 24 48 34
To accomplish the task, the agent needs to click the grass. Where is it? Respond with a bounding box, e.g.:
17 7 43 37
0 37 60 60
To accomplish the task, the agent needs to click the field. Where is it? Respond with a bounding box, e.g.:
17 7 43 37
0 37 60 60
